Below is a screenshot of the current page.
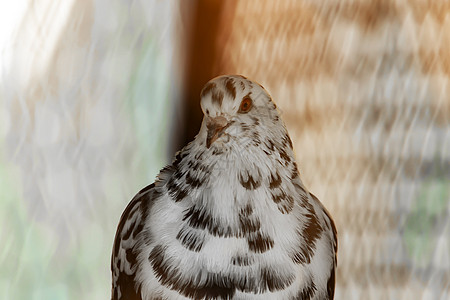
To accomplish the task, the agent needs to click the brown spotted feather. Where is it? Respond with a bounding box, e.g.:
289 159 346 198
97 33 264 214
111 75 337 300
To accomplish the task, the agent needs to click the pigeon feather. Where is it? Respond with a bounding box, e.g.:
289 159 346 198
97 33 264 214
111 75 337 300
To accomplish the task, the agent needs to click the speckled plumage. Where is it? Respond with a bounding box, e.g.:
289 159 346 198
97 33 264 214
111 75 337 300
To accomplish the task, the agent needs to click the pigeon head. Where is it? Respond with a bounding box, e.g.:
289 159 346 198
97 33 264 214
199 75 282 149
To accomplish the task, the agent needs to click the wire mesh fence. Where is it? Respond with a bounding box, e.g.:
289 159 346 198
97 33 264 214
215 1 450 299
0 0 182 298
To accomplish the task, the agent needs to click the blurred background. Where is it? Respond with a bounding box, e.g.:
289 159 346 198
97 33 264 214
0 0 449 299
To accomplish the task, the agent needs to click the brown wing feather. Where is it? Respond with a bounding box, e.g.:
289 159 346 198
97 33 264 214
311 193 338 300
111 183 155 300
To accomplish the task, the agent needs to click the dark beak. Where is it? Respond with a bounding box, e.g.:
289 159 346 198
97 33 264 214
206 116 229 148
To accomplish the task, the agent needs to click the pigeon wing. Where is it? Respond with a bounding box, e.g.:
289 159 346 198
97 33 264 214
111 183 155 300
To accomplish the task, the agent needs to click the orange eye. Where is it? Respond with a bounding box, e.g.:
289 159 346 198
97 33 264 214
238 96 252 113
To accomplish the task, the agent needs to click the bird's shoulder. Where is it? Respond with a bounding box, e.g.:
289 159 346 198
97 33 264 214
112 183 155 253
309 193 337 255
111 183 157 300
308 192 338 300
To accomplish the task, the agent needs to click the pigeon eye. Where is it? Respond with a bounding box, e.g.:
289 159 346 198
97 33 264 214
238 96 252 113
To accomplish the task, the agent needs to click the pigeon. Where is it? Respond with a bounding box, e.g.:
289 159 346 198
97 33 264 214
111 75 337 300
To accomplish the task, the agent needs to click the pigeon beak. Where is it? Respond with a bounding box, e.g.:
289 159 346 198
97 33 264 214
206 116 229 148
